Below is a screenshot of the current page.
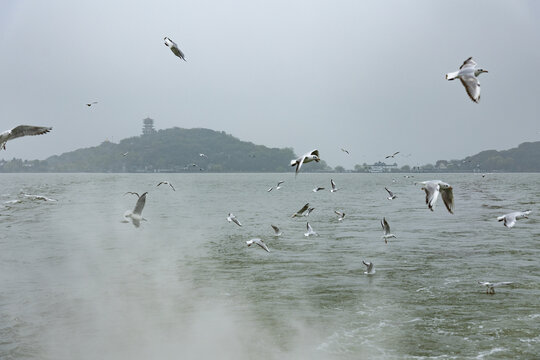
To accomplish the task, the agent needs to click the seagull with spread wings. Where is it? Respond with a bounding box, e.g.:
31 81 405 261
157 181 175 191
227 213 242 227
291 203 310 218
446 57 488 103
416 180 454 213
363 261 375 275
122 192 148 228
478 281 513 294
164 36 186 61
0 125 52 150
381 217 396 244
246 238 270 252
497 210 531 228
290 149 320 177
385 187 396 200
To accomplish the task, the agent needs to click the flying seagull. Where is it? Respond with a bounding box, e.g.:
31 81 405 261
341 148 350 155
292 203 310 218
313 186 325 192
0 125 52 151
478 281 513 294
497 210 531 228
123 192 148 228
290 149 320 177
305 207 315 217
199 153 208 158
122 152 129 157
385 151 400 159
381 217 396 244
362 261 375 275
416 180 454 214
304 222 318 237
124 191 141 197
276 181 284 190
446 57 488 103
271 225 282 236
334 210 346 221
385 187 396 200
246 238 270 252
157 181 175 191
267 187 274 192
227 213 242 227
330 179 339 193
164 36 186 61
86 101 98 107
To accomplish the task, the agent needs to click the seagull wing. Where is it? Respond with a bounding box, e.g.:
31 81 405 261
504 214 517 228
232 217 242 226
133 192 147 215
440 186 454 214
295 156 306 175
422 182 440 211
168 183 176 191
271 225 280 234
459 75 481 103
256 239 270 252
459 57 477 69
7 125 52 141
331 179 336 191
277 181 284 186
124 191 140 198
381 217 390 235
492 281 513 287
385 187 394 197
297 203 310 215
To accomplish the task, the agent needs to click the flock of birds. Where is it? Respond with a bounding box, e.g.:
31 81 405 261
0 39 532 294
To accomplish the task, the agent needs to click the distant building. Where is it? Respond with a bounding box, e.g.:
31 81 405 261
368 161 398 173
142 117 156 135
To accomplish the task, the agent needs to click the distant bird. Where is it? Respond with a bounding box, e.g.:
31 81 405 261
227 213 242 227
123 192 148 228
246 238 270 252
478 281 513 294
0 125 52 151
267 187 274 192
164 36 186 61
290 149 320 176
334 210 346 221
122 152 129 157
86 101 98 107
381 217 396 244
362 261 375 275
292 203 310 218
385 187 396 200
446 57 488 103
313 186 325 192
497 210 531 228
271 225 282 236
330 179 339 192
157 181 175 191
276 181 284 190
385 151 400 159
124 191 141 197
199 153 208 158
341 148 350 155
416 180 454 214
304 222 318 237
305 207 315 217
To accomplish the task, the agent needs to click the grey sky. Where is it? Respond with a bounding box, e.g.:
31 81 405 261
1 0 539 169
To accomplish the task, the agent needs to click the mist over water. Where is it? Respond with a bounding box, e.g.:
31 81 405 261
1 173 539 359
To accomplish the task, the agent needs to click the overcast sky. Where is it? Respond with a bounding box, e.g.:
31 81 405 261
1 0 539 168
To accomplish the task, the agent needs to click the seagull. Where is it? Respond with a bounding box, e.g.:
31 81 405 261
157 181 175 191
313 186 325 192
381 217 396 244
385 151 400 159
267 187 274 192
416 180 454 214
123 192 148 228
227 213 242 226
334 210 346 221
341 148 350 155
446 57 488 103
271 225 282 236
362 261 375 275
124 191 141 197
305 207 315 217
276 181 284 190
385 187 396 200
164 36 186 61
199 153 208 158
497 210 531 228
0 125 52 150
304 222 318 237
122 152 129 157
290 149 320 176
246 238 270 252
86 101 98 107
291 203 310 218
478 281 513 294
330 179 339 192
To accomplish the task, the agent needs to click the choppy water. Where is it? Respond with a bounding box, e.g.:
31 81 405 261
0 173 539 359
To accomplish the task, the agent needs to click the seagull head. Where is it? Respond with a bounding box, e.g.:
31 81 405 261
475 69 488 76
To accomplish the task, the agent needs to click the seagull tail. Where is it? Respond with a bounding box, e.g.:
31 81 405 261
445 71 459 80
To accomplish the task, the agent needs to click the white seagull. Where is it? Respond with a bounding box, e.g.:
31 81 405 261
291 203 310 218
362 261 375 275
381 217 396 244
478 281 513 294
290 149 320 176
271 225 282 236
334 210 346 221
164 36 186 61
227 213 242 226
385 187 396 200
416 180 454 214
330 179 339 193
123 192 148 228
276 181 284 190
446 57 488 103
199 153 208 158
246 238 270 252
385 151 400 159
304 222 318 237
497 210 531 228
157 181 175 191
313 186 325 192
0 125 52 151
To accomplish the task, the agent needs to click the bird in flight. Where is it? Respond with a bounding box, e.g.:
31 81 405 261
385 187 396 200
478 281 513 294
304 222 318 237
164 37 186 61
86 101 98 107
446 57 488 103
227 213 242 227
341 148 350 155
0 125 52 151
290 149 320 177
362 261 375 275
330 179 340 193
416 180 454 214
334 210 346 221
157 181 175 191
246 238 270 252
385 151 400 159
122 192 148 228
291 203 310 218
271 225 282 236
381 217 396 244
497 210 531 228
312 186 325 192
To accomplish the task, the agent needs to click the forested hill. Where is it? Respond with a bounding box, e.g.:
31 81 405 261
1 127 331 173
